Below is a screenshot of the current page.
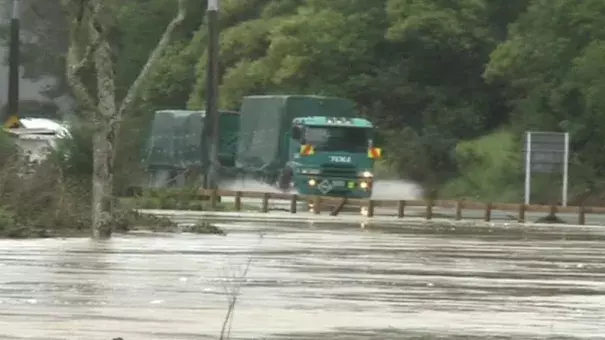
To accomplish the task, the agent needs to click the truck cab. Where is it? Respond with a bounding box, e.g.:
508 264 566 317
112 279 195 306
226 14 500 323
285 116 381 198
235 94 381 199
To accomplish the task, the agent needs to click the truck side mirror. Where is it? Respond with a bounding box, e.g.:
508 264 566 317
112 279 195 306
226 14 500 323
291 126 301 140
372 132 386 146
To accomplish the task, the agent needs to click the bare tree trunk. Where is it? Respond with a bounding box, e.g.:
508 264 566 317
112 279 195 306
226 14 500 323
63 0 187 239
91 128 113 238
91 34 118 238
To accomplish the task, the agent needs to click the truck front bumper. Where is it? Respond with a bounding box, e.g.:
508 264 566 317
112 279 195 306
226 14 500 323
293 176 373 199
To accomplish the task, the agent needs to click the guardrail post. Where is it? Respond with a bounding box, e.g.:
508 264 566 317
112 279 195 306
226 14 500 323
234 191 242 211
549 205 557 218
261 193 269 213
210 189 218 210
331 198 346 216
578 206 586 225
455 201 462 220
397 200 405 218
518 204 526 222
140 189 605 227
313 196 321 214
290 194 298 214
367 200 375 217
425 198 433 220
484 202 492 222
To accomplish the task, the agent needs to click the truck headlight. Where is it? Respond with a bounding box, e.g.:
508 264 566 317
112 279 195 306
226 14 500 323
300 168 321 175
360 171 373 178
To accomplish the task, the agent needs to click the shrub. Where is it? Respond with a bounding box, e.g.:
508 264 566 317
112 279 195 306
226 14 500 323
0 207 27 238
48 121 93 177
0 123 212 238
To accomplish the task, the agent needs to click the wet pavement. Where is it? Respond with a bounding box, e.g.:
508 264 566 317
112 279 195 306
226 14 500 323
1 221 605 340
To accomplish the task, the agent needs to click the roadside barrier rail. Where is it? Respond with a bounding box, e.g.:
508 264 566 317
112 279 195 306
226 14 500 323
192 189 605 225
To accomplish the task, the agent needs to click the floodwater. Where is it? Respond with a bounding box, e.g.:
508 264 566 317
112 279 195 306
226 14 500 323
1 221 605 340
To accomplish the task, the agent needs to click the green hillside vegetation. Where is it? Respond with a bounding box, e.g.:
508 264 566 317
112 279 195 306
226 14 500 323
8 0 605 205
442 130 522 203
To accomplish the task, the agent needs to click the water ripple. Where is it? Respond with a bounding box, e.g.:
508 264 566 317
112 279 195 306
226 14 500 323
0 222 604 339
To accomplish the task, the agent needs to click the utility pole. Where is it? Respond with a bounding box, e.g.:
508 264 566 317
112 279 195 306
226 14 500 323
5 0 20 126
203 0 220 189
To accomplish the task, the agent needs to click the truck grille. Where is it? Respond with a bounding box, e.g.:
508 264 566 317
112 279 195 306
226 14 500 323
320 164 357 178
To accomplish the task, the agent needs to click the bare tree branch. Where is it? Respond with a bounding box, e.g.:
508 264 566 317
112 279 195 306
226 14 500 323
89 2 115 119
117 0 187 118
66 46 95 112
219 256 252 340
86 0 119 237
64 0 98 113
219 234 263 340
61 0 189 238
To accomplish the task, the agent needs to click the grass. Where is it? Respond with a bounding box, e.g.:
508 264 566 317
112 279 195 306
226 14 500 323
440 129 585 205
440 129 525 203
0 205 212 239
459 129 518 167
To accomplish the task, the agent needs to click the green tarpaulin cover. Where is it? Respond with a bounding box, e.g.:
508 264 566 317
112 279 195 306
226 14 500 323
143 109 239 169
235 95 356 173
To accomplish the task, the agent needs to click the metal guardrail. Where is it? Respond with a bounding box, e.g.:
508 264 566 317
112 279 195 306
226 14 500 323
194 189 605 225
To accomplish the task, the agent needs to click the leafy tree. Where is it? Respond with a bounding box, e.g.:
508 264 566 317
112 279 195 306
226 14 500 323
486 0 605 196
186 0 507 194
15 0 604 204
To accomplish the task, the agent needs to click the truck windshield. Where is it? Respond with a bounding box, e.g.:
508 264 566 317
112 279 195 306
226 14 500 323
304 125 370 152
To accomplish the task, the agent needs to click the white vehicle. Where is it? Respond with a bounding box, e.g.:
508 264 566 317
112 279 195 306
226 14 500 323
4 117 70 164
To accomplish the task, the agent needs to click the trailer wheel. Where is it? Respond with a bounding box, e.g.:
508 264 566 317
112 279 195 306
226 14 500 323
277 167 293 191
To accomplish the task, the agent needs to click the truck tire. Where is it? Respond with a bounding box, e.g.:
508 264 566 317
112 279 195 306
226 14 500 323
277 167 293 191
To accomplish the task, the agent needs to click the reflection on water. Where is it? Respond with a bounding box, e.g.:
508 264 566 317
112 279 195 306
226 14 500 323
0 222 604 340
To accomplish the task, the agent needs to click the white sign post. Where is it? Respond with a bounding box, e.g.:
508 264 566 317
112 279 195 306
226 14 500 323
524 131 570 206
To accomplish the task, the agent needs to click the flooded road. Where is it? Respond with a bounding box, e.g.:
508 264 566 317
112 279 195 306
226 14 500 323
1 221 605 339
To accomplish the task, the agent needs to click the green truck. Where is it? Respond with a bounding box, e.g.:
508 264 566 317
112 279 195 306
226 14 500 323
235 95 381 198
142 109 239 187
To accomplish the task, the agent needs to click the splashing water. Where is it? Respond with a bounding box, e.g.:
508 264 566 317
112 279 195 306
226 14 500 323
220 178 288 193
220 178 422 200
371 180 424 200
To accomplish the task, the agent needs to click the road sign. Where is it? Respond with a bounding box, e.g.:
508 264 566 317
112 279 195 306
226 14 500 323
523 131 569 206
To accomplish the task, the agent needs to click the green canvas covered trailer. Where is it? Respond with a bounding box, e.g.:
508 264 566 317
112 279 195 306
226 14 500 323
142 109 239 187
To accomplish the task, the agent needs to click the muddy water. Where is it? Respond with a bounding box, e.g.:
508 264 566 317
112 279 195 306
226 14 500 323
1 222 604 340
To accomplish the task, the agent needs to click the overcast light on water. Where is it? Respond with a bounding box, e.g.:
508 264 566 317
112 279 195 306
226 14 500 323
1 221 604 339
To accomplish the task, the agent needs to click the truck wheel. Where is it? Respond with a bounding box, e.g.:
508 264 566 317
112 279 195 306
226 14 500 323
277 167 293 191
